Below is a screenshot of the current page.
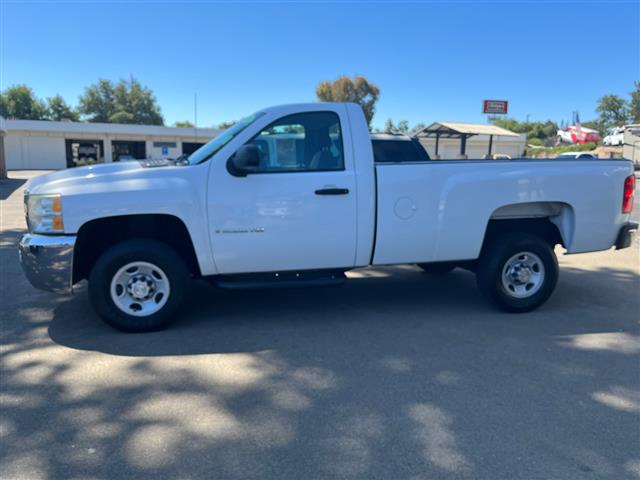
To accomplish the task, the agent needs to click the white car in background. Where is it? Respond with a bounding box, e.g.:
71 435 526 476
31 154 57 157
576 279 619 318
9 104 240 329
556 152 598 159
603 127 625 146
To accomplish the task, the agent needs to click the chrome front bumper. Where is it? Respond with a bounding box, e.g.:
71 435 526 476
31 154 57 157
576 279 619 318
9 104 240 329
18 234 76 294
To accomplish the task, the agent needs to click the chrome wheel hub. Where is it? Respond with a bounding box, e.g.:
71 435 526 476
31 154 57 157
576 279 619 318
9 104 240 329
501 252 545 299
110 261 170 317
127 275 155 300
511 264 533 284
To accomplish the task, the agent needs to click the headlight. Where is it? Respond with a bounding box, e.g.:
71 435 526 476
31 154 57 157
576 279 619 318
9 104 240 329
26 194 65 234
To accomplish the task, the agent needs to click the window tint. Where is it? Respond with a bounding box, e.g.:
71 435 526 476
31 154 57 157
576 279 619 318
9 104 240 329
248 112 344 172
372 139 430 163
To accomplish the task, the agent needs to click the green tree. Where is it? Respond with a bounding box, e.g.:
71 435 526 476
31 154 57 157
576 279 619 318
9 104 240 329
46 95 79 121
77 79 116 122
490 117 559 141
316 75 380 127
396 120 410 134
174 120 195 127
629 81 640 123
581 120 606 137
112 77 163 125
384 118 395 133
488 117 521 133
216 121 236 129
596 94 629 129
410 123 426 135
78 77 164 125
383 119 424 135
108 111 136 124
0 85 46 120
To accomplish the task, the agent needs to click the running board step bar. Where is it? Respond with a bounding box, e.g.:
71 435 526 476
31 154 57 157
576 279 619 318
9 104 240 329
213 270 347 289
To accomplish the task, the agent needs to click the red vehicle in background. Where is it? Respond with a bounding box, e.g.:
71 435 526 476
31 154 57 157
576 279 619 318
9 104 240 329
557 125 601 145
556 112 601 145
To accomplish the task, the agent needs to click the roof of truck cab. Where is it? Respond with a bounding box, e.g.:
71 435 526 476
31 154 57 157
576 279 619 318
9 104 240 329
369 133 413 141
415 122 520 138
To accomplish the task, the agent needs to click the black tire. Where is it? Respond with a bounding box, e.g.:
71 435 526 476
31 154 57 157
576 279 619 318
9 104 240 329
417 262 456 274
89 239 189 332
476 233 558 312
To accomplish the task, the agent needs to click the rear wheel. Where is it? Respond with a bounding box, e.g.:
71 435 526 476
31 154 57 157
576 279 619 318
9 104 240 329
476 233 558 312
417 262 456 274
89 239 189 332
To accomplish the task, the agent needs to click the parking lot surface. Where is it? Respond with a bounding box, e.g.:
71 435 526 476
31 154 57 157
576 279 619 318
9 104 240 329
1 171 639 480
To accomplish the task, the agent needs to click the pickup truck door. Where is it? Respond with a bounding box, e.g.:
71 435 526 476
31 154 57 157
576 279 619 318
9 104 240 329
207 109 358 274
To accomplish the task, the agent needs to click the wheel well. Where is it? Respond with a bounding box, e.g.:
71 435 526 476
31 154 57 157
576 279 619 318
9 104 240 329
73 214 201 283
482 217 565 253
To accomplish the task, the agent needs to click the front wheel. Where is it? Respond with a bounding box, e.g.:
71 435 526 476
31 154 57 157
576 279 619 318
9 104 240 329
89 239 189 332
476 233 558 312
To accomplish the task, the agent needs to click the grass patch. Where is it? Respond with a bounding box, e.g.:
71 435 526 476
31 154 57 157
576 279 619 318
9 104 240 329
527 142 596 157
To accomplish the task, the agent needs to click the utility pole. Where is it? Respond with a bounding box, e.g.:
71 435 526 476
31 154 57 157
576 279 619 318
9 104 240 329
0 134 6 180
0 117 7 179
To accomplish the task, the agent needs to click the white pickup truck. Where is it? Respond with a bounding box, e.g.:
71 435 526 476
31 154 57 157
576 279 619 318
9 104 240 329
19 103 637 332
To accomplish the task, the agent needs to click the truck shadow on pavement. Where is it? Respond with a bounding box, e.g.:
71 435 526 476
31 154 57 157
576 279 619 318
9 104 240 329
2 264 639 479
47 264 639 358
0 227 26 246
49 267 488 356
0 177 26 201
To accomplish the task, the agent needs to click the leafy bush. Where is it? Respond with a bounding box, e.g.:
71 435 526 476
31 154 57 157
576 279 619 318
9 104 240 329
491 117 559 141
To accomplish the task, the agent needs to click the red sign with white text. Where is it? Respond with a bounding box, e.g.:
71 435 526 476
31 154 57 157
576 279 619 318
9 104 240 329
483 100 508 115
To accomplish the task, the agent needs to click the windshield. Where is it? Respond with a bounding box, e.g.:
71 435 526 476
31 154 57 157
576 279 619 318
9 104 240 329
188 112 264 165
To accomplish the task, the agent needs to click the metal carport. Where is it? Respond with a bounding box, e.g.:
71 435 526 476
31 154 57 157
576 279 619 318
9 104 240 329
414 122 520 159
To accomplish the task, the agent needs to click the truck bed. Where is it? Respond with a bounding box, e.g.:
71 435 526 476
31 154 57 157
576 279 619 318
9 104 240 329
371 158 633 265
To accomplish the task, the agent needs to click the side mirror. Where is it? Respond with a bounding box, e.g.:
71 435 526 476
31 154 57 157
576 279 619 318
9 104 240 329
227 144 260 177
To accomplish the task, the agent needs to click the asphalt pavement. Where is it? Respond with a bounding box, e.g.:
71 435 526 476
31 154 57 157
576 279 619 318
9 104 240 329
1 171 639 479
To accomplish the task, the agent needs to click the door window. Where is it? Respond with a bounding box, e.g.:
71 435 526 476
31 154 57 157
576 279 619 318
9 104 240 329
248 112 344 172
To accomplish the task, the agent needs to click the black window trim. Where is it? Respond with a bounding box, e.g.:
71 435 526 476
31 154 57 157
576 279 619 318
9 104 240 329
372 138 431 164
411 138 431 161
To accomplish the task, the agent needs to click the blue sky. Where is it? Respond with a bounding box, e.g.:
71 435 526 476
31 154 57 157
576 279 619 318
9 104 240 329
1 1 638 129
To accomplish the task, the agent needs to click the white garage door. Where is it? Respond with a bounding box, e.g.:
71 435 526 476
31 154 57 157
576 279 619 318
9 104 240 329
23 137 66 169
5 136 23 169
5 136 66 170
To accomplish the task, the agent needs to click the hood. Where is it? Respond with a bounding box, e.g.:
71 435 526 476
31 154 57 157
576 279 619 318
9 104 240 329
25 161 145 195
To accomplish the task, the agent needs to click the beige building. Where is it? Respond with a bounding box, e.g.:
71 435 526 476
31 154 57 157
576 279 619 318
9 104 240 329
1 118 220 170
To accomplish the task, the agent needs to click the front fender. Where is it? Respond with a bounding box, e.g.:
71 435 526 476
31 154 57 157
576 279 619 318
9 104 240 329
62 164 217 275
